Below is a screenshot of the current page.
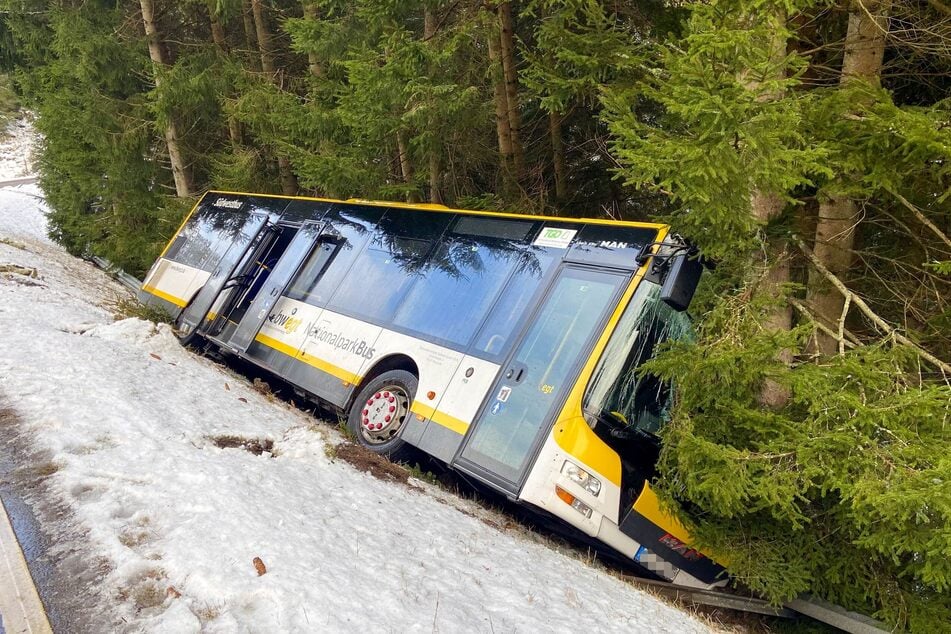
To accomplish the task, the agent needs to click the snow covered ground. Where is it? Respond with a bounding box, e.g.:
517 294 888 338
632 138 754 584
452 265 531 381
0 128 714 633
0 116 38 179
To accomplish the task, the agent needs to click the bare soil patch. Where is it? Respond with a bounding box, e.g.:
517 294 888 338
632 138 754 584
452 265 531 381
209 435 276 457
331 441 409 485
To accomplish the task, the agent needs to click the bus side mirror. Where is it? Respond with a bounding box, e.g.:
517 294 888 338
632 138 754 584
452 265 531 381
660 252 703 312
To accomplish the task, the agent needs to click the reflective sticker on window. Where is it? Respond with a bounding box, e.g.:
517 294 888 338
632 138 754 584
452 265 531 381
534 227 577 248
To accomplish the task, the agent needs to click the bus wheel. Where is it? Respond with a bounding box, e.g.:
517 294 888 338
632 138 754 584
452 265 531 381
347 369 417 462
173 314 203 347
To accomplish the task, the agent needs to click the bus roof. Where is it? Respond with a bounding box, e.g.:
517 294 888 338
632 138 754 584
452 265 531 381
204 190 669 232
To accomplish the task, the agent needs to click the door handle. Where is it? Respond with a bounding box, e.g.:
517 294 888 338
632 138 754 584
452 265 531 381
269 286 279 297
505 363 527 384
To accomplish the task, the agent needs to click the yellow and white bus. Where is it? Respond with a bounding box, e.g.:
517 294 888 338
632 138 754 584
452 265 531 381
140 191 723 587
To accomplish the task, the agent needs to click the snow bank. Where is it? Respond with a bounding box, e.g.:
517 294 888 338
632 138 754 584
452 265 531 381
0 116 38 180
0 182 713 631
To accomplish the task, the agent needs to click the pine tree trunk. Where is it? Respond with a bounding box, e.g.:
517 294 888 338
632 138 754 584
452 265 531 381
250 0 298 194
746 14 792 408
207 6 242 148
140 0 193 198
396 130 420 203
241 0 261 71
550 111 567 201
424 6 442 204
424 5 437 38
806 0 889 355
487 22 514 190
302 2 324 78
752 192 793 408
210 13 229 53
428 153 443 204
497 2 523 178
228 118 243 150
277 157 298 195
251 0 275 75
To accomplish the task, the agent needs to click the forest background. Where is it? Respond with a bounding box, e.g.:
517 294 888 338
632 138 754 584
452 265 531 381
1 0 949 629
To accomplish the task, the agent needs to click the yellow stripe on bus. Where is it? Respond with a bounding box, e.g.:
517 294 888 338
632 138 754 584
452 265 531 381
253 333 469 435
254 333 363 384
141 285 188 308
206 189 668 231
410 401 469 436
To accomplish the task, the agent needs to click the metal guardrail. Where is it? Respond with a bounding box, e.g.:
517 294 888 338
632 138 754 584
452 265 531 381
87 255 142 293
0 176 39 188
624 575 890 633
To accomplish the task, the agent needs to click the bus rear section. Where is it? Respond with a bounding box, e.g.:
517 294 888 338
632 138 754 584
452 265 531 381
140 190 725 588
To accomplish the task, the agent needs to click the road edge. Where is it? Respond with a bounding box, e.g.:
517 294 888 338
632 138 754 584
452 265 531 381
0 496 53 634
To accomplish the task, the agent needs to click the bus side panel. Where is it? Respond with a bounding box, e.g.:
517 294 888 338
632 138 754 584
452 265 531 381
247 296 317 371
295 309 382 388
244 294 506 445
140 258 211 316
246 297 353 407
414 355 500 462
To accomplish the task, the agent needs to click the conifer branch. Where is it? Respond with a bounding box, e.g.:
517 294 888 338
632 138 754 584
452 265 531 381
887 188 951 250
796 237 951 375
838 294 851 356
788 298 859 350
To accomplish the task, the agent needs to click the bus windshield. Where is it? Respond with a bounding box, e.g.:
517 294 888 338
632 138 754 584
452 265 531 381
583 281 692 435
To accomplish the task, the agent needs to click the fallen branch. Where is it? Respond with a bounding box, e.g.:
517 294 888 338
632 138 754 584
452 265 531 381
795 237 951 376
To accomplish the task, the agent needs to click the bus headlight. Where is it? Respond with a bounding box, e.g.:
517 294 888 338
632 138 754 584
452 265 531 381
561 461 601 497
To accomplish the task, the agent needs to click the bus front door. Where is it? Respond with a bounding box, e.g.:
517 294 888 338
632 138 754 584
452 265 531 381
225 221 338 354
454 266 627 494
176 212 269 335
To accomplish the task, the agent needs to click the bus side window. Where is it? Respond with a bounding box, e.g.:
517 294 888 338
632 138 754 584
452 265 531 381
472 252 554 358
286 240 342 303
391 240 518 346
328 237 432 322
285 206 379 307
165 205 250 272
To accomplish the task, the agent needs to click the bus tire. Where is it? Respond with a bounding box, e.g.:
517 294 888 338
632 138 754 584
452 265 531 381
347 369 417 462
174 296 205 347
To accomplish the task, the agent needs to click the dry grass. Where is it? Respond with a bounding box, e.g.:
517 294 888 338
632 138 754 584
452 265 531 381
104 296 173 324
0 263 38 277
0 404 15 426
0 237 28 251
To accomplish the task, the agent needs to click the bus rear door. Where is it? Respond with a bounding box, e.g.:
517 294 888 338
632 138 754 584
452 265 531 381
453 266 628 494
176 211 269 334
224 221 340 354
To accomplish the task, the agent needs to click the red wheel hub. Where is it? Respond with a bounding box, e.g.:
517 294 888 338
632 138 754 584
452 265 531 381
359 385 410 444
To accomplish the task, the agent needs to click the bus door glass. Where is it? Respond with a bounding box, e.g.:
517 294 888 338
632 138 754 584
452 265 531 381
226 222 339 354
455 266 628 491
177 211 269 332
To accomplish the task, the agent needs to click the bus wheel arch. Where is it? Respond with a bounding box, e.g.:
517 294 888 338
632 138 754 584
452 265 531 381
345 355 419 462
